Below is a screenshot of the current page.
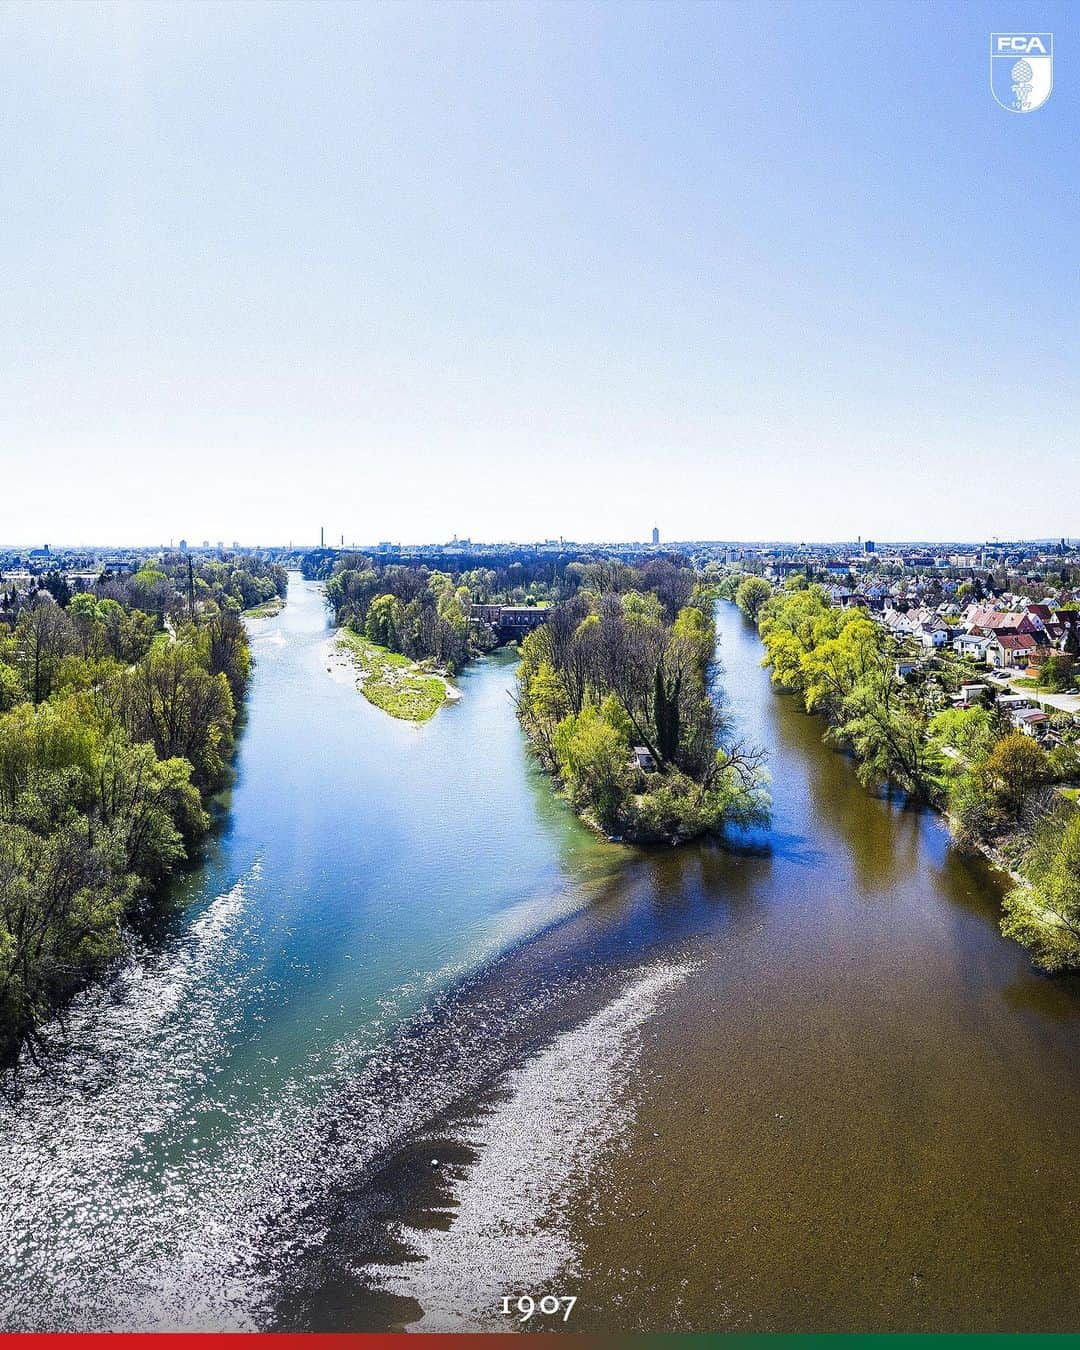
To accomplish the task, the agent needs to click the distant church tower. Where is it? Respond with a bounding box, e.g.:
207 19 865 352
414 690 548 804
651 525 660 546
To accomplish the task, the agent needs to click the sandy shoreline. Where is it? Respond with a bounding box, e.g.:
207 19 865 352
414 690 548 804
322 631 462 712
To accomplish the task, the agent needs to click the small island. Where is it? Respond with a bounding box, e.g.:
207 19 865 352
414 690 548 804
514 556 769 844
311 552 543 722
244 594 286 618
336 627 452 722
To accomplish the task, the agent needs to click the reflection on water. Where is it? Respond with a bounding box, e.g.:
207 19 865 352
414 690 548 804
566 605 1080 1334
2 586 1079 1333
0 576 620 1330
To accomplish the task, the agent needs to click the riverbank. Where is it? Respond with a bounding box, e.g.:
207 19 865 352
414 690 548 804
245 595 286 618
0 582 255 1073
753 588 1080 970
281 598 1080 1334
333 628 456 722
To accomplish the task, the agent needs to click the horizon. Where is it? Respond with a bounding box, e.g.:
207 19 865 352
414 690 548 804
2 532 1077 553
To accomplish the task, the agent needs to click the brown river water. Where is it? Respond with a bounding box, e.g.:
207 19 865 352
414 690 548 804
3 584 1078 1333
276 599 1080 1334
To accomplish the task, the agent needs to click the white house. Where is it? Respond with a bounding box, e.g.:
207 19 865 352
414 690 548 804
915 617 951 649
953 632 993 659
956 683 989 707
1013 708 1051 738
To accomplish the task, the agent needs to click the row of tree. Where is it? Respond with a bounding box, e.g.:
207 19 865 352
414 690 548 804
0 559 271 1070
319 558 484 674
755 583 1080 971
515 561 768 843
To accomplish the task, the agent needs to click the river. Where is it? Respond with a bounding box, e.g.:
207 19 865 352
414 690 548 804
1 574 1079 1332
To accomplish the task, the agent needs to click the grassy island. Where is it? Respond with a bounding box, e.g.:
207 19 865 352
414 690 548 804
336 628 448 722
244 595 285 618
311 551 515 722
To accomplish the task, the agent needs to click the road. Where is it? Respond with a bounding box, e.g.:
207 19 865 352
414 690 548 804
988 669 1080 715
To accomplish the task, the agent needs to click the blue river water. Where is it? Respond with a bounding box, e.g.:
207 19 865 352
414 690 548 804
3 575 1080 1334
0 575 619 1330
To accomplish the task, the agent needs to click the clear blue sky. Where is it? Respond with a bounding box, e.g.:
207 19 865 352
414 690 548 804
2 0 1076 547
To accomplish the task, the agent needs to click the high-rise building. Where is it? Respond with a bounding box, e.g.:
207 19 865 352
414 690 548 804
651 526 660 546
863 539 876 553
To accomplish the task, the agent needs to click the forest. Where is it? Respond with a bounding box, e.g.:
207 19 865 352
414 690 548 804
514 557 769 843
0 555 284 1070
317 556 486 674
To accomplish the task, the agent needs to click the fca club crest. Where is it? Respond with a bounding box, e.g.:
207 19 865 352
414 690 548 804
991 33 1053 112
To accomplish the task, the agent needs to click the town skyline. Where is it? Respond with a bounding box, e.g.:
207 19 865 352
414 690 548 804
2 530 1078 548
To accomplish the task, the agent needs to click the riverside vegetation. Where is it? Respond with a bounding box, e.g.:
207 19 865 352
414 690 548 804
314 554 496 721
752 581 1080 971
335 628 450 722
0 554 286 1070
514 558 769 843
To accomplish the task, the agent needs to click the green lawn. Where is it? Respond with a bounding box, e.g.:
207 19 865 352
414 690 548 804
244 595 285 617
1013 675 1073 694
337 628 448 722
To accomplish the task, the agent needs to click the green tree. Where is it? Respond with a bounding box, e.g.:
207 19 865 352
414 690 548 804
928 705 997 762
980 733 1049 819
735 575 772 621
653 663 681 764
1001 813 1080 971
125 644 235 789
15 601 73 704
0 663 20 714
0 814 134 1062
364 594 403 651
521 659 568 765
1038 651 1073 692
552 704 631 829
836 683 940 798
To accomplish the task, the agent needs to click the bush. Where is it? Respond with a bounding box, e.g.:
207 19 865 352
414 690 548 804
623 772 714 842
1001 813 1080 971
553 704 631 830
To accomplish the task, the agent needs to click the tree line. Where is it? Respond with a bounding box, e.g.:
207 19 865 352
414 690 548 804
0 557 276 1071
318 557 487 674
754 583 1080 971
515 558 768 843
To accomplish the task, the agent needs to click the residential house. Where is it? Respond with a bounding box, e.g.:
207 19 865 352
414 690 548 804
1013 708 1051 738
955 683 989 707
987 633 1039 669
953 632 993 659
